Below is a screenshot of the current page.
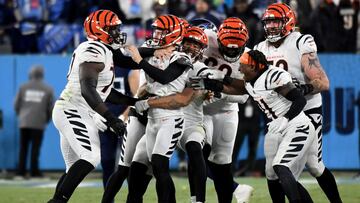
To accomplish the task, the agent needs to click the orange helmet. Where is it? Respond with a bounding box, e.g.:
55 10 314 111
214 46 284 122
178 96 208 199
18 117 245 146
182 26 208 62
84 10 126 49
261 3 296 42
149 14 185 48
217 17 249 63
180 18 191 30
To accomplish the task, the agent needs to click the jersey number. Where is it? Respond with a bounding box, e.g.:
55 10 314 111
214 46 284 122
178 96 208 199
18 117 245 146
204 57 232 76
268 59 288 71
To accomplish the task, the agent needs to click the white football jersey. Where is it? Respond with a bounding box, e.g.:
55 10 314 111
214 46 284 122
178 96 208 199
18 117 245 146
145 51 191 118
254 31 321 110
184 61 209 125
245 66 294 120
60 40 114 111
201 29 245 112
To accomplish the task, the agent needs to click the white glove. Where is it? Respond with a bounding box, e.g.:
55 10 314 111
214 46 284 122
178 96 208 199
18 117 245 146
135 99 150 114
199 69 226 80
267 117 288 134
92 113 108 132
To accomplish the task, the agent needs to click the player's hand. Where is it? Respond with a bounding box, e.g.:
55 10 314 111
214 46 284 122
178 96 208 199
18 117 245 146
103 111 127 137
189 77 205 90
154 45 175 61
199 69 226 80
292 77 301 88
267 117 288 134
125 45 143 63
91 113 107 132
135 99 150 114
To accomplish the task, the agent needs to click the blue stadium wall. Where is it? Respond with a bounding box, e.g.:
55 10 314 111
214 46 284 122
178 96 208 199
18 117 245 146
0 54 359 170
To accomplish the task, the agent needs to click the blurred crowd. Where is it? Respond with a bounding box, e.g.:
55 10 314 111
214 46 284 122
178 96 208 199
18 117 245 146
0 0 359 54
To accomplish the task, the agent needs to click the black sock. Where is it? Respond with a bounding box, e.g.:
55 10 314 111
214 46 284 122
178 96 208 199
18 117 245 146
101 165 129 203
208 161 233 203
127 162 150 203
55 173 67 194
151 154 176 203
273 165 300 202
53 159 94 201
267 179 286 203
316 167 342 203
187 162 196 197
297 182 313 203
186 142 207 202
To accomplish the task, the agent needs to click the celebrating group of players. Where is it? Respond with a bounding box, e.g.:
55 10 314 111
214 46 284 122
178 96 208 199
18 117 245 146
47 2 343 203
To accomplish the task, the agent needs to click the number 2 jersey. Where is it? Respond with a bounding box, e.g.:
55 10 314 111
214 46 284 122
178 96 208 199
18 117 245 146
60 40 114 111
254 31 320 111
145 51 192 119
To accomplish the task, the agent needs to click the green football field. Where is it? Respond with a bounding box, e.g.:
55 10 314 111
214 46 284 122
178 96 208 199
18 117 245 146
0 173 359 203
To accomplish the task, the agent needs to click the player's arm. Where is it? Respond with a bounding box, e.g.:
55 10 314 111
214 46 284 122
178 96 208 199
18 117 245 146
275 82 307 120
192 76 247 95
113 46 174 69
148 88 195 109
301 52 329 95
105 89 139 106
79 62 125 135
126 45 192 84
134 88 195 113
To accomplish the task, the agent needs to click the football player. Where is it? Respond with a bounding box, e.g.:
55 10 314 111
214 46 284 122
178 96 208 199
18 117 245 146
49 10 180 203
134 26 210 203
191 49 316 203
125 14 191 203
195 17 253 203
48 10 136 203
254 3 342 203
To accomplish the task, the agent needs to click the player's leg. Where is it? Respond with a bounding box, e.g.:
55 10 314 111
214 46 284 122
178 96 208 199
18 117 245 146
208 111 246 203
180 125 207 202
127 135 152 203
150 116 184 203
49 105 100 202
305 107 342 203
99 130 119 187
264 125 285 203
272 116 315 203
102 115 146 203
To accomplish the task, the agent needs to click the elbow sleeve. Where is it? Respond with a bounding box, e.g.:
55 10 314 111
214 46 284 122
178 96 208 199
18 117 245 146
284 88 307 120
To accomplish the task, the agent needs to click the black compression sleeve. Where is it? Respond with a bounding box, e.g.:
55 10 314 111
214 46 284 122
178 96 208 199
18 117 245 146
112 49 140 69
105 88 139 106
284 88 307 120
204 79 224 92
139 59 190 84
138 47 155 58
300 84 314 95
80 77 104 110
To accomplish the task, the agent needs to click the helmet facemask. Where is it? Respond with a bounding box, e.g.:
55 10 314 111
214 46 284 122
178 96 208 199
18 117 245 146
106 25 127 49
182 38 206 63
147 27 169 48
263 18 285 43
218 40 245 63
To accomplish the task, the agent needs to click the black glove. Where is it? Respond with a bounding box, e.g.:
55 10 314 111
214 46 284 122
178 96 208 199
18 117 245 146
190 77 224 92
299 84 314 95
292 77 314 95
103 111 127 137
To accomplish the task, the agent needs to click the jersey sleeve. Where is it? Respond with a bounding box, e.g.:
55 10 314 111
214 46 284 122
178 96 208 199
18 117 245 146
265 68 292 90
78 41 107 64
296 34 317 55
